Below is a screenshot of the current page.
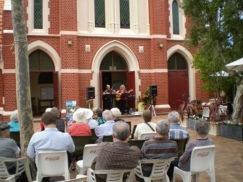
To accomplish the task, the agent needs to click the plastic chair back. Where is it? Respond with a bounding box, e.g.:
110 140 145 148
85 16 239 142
71 136 91 156
190 145 215 173
10 132 20 148
140 132 156 140
102 135 113 142
87 168 132 182
63 175 87 182
171 138 189 158
90 129 98 144
135 157 175 181
37 150 69 181
0 157 32 182
128 139 146 149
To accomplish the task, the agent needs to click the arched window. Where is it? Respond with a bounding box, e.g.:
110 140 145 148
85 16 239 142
172 0 179 35
120 0 130 29
168 53 187 70
29 50 54 71
95 0 105 27
34 0 43 29
100 51 127 70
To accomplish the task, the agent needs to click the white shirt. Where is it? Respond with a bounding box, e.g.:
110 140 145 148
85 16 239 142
85 118 98 129
134 122 156 139
95 120 115 143
27 128 75 165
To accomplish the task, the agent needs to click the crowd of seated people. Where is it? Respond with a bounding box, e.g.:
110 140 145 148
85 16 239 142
0 108 214 182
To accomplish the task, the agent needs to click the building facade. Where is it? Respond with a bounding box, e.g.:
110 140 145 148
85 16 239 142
0 0 210 120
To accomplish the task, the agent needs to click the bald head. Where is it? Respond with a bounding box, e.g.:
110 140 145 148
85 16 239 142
112 121 130 141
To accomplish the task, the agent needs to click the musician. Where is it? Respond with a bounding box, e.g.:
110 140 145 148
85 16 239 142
116 85 132 115
103 84 116 109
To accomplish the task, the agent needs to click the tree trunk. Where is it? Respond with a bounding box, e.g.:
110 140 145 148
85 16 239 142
232 79 243 124
11 0 36 178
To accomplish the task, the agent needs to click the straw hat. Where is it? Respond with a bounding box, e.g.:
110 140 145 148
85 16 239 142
73 108 89 123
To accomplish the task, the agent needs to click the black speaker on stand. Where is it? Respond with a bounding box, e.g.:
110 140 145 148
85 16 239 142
149 85 157 97
86 87 95 99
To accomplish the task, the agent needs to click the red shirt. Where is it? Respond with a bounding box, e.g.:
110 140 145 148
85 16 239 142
68 123 91 136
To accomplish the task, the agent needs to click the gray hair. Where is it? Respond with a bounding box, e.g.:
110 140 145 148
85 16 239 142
51 107 60 117
156 120 170 135
168 111 180 123
113 121 130 141
10 110 18 121
110 107 121 118
102 110 113 121
195 119 210 136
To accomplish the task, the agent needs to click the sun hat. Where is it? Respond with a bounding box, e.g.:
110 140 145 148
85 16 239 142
0 122 11 132
84 108 94 119
73 108 89 123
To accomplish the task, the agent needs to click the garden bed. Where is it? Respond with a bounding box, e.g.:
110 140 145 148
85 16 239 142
220 124 243 141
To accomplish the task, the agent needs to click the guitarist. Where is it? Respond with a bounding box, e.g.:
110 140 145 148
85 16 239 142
103 84 116 109
116 84 132 115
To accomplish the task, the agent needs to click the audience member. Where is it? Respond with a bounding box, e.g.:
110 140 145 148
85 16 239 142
8 110 19 132
111 107 124 122
137 120 177 180
95 108 105 125
167 119 213 180
67 106 80 131
0 122 21 173
40 107 52 131
95 110 115 143
27 112 75 167
168 111 189 140
51 107 65 132
84 108 98 129
134 110 156 139
94 121 142 181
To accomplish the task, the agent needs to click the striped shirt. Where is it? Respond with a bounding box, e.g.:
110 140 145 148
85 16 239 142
169 124 189 140
95 142 142 179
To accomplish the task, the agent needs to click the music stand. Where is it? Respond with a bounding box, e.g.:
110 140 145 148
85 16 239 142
148 97 156 117
121 92 130 99
106 93 116 108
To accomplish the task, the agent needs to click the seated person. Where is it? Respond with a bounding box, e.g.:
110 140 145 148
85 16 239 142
167 119 213 180
95 108 105 125
84 108 98 129
111 107 125 122
95 110 115 143
40 107 52 131
27 112 75 167
51 107 65 132
167 111 189 140
139 120 177 179
0 122 21 174
67 106 80 131
8 110 20 132
94 121 142 181
134 110 156 139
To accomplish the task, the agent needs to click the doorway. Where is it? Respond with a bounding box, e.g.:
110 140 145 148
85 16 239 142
168 53 189 110
29 50 58 115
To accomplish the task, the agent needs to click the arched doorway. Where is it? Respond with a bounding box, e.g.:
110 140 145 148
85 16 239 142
99 51 135 111
29 50 58 115
168 53 189 110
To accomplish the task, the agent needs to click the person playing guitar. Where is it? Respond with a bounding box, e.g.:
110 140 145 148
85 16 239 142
116 84 133 115
103 84 116 109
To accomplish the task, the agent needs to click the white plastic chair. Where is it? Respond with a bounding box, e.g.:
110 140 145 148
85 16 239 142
140 132 156 140
173 145 216 182
86 168 132 182
59 175 87 182
0 157 32 182
134 157 175 182
36 150 70 182
76 144 98 175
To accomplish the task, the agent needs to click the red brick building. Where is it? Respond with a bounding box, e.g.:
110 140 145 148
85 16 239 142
0 0 210 120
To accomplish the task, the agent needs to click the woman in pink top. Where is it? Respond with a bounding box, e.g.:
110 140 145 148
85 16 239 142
68 108 91 170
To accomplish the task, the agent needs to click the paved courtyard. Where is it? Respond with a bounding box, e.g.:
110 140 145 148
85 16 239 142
33 114 243 182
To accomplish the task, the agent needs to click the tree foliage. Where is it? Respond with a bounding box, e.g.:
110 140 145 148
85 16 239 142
182 0 243 99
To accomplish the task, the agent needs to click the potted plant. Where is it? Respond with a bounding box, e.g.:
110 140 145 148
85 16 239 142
137 87 156 112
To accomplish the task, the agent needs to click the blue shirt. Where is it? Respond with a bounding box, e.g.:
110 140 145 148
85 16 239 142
95 120 115 143
27 128 75 165
169 124 189 140
8 121 20 132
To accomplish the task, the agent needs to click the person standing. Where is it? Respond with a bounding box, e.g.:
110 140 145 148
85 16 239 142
116 84 132 115
103 84 116 110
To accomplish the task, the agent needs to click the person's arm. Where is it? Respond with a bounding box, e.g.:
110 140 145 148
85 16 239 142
66 134 75 153
179 142 193 164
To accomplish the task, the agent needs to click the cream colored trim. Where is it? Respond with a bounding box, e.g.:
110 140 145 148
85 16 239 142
167 44 195 100
139 69 168 73
2 111 14 116
91 40 141 109
155 104 171 109
3 30 13 33
151 35 167 39
3 69 15 74
60 69 93 74
3 0 11 10
60 31 78 35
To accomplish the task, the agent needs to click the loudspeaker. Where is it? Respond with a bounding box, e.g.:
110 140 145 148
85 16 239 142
149 85 157 97
86 87 95 99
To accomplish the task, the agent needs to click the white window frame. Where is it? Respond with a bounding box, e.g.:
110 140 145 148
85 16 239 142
169 0 186 40
27 0 50 35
